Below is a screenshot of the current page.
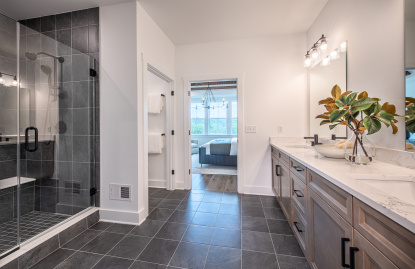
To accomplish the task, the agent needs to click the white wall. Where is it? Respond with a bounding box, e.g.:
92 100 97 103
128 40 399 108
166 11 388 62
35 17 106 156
176 34 307 195
100 2 175 223
100 1 140 223
307 0 405 150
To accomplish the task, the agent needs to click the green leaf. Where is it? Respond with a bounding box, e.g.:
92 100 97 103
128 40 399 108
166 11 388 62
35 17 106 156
329 109 348 123
351 97 377 113
335 99 345 108
329 124 339 130
345 92 357 106
373 103 382 115
363 116 382 135
375 110 394 127
406 120 415 133
320 120 331 125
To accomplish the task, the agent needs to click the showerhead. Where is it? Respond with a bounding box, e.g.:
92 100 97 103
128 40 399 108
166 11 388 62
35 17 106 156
41 65 52 75
25 52 38 61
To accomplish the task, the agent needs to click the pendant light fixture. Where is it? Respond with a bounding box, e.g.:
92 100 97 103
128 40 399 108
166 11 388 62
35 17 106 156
201 83 216 109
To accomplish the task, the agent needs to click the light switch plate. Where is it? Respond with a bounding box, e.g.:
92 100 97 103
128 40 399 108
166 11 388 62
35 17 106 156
245 125 256 133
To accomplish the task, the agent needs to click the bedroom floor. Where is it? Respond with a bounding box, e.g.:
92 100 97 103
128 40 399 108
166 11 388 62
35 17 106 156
192 154 237 175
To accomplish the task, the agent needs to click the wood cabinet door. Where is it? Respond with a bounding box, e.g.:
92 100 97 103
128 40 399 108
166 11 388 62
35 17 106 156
307 188 353 269
353 230 398 269
280 162 291 221
271 155 281 200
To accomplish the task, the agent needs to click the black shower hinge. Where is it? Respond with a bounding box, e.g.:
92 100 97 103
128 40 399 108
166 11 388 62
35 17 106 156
172 170 175 175
171 130 175 135
171 91 175 96
90 187 97 196
90 68 97 77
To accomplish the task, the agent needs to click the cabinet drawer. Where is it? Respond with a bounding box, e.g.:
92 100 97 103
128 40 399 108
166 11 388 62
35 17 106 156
353 198 415 269
307 170 353 224
290 158 306 183
278 150 290 167
292 202 307 256
271 146 279 158
291 173 307 218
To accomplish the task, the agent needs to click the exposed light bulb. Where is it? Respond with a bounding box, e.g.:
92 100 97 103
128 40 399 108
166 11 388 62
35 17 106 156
311 48 319 59
330 49 339 60
304 54 312 67
340 41 347 52
321 56 330 66
319 38 328 51
0 74 4 84
12 76 18 86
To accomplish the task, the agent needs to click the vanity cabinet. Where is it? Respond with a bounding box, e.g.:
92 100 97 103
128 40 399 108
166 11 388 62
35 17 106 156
280 159 291 221
271 155 281 200
307 188 353 269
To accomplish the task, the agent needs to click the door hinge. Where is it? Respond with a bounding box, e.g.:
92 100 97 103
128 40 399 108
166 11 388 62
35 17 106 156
172 170 175 175
189 130 190 135
90 187 97 196
188 91 190 96
189 169 191 175
89 68 97 77
171 90 175 96
171 130 175 135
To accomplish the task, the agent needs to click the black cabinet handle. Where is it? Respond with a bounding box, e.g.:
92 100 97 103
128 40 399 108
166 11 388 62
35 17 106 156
275 165 280 176
341 238 350 268
293 222 302 233
293 166 304 172
293 190 304 198
349 247 359 269
25 126 38 152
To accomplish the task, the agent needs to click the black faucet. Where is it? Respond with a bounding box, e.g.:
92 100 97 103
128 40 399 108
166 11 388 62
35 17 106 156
304 134 321 146
331 134 347 140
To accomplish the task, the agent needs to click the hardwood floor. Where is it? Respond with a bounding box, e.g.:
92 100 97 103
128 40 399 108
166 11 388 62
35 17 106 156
192 174 237 192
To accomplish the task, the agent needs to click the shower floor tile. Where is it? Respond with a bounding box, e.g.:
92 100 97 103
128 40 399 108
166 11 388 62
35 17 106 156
0 211 70 254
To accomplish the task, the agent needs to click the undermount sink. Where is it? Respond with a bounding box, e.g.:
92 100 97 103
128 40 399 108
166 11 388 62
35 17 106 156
285 145 311 149
349 174 415 205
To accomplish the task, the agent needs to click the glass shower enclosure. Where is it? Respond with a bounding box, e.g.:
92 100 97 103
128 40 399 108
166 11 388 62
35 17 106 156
0 13 99 258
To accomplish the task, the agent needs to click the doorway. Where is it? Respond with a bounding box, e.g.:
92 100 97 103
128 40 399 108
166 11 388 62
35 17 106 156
184 75 244 193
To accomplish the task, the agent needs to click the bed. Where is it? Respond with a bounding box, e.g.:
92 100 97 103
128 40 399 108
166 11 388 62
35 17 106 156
199 138 237 167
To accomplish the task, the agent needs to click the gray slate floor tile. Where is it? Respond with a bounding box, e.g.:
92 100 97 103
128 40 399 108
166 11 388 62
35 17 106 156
211 227 241 249
106 223 135 234
242 230 274 253
182 225 214 244
169 242 209 269
92 256 134 269
215 214 241 229
267 219 293 235
271 234 304 257
108 235 151 260
242 250 278 269
137 238 179 265
80 231 124 254
204 246 241 269
147 208 174 221
191 212 217 226
62 229 101 250
129 220 164 237
30 248 75 269
55 251 103 269
167 210 195 224
277 255 310 269
155 222 188 240
130 261 167 269
242 216 269 233
89 222 112 231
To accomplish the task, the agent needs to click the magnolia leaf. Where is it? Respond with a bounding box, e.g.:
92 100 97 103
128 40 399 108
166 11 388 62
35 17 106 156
316 114 330 119
373 98 381 102
329 124 339 130
339 91 352 98
326 103 338 113
335 99 345 108
393 119 398 123
363 116 382 135
406 97 415 104
339 121 349 126
318 97 334 105
351 97 376 113
331 85 342 99
358 91 368 100
375 110 394 127
391 123 398 134
381 102 396 115
345 92 358 105
406 120 415 133
329 109 348 123
358 126 367 131
320 120 331 126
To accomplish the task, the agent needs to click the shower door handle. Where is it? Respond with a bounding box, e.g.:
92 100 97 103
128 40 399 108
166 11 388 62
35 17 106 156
25 126 38 152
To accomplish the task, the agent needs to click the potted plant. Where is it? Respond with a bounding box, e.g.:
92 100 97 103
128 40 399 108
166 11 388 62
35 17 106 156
316 85 400 164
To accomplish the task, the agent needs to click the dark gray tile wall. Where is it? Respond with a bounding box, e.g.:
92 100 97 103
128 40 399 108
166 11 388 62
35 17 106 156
19 7 100 213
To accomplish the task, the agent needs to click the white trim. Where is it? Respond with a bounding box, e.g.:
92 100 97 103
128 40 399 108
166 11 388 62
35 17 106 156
183 73 245 193
0 208 99 267
243 185 274 196
148 179 168 188
99 208 146 225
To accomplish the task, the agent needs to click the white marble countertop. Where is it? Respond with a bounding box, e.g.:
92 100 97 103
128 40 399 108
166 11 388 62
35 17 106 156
270 137 415 234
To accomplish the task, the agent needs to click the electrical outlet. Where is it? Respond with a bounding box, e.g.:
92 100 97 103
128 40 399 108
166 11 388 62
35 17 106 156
245 125 256 133
277 125 284 133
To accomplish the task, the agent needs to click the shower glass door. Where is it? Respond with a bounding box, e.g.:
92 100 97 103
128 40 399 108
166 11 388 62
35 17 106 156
0 14 99 258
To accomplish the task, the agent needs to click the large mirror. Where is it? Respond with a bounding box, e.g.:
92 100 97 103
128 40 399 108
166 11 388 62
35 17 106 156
406 0 415 151
309 41 347 138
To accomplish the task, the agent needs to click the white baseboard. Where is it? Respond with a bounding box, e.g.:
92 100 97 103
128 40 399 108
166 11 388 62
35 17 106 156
148 179 167 188
100 208 147 225
243 185 274 196
175 181 186 189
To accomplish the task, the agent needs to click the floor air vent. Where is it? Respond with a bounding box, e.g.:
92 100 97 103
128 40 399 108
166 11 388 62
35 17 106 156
109 184 132 201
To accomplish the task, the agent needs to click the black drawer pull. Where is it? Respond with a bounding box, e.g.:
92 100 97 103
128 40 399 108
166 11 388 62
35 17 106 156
349 247 359 269
293 189 304 198
293 165 304 172
341 238 350 268
293 222 302 233
275 165 280 176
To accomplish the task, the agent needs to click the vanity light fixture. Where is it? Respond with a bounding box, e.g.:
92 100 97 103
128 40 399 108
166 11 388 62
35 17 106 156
330 48 340 60
0 73 4 84
12 76 18 86
340 41 347 52
304 34 328 67
321 56 331 66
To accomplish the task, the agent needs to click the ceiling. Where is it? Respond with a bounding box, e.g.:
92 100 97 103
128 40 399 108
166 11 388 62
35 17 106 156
138 0 328 45
0 0 134 21
0 0 328 45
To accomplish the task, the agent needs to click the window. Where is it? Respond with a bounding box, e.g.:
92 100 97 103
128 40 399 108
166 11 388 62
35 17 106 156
191 103 205 134
191 99 237 135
